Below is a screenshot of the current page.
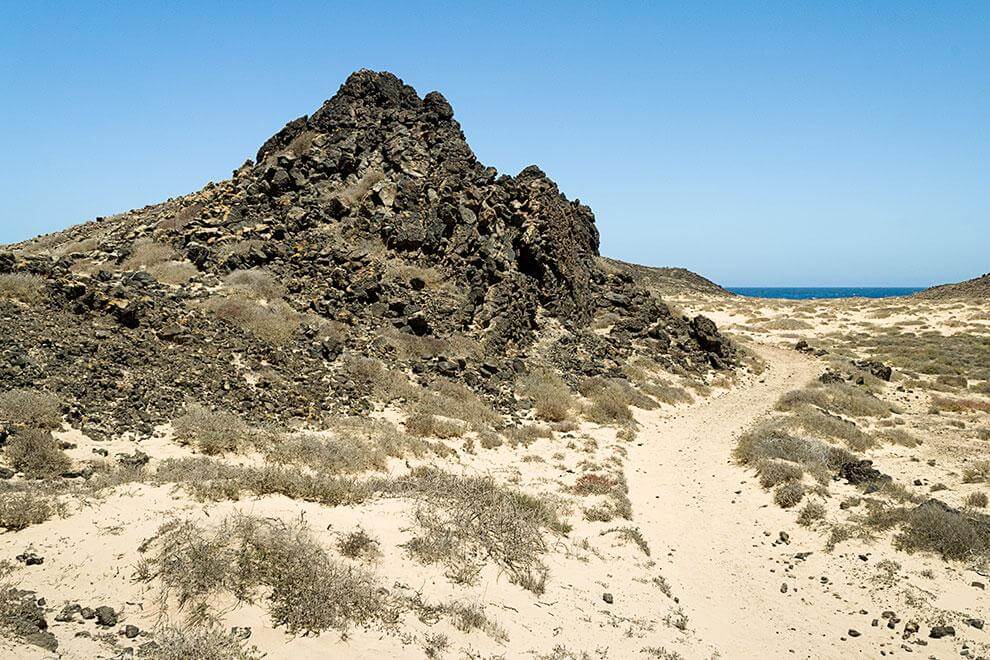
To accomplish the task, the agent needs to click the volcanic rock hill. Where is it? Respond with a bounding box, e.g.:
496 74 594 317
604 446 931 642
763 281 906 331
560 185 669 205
917 272 990 300
1 70 734 439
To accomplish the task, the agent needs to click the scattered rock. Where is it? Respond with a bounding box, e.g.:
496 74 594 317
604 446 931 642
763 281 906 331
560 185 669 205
602 592 614 605
94 606 118 627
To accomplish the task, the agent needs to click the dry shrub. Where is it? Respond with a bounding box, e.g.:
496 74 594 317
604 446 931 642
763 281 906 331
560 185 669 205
340 169 384 207
158 203 204 231
932 396 990 414
0 389 62 429
337 528 380 560
396 467 566 592
761 318 813 331
5 429 71 478
0 273 45 303
206 294 300 345
735 420 855 484
572 473 617 496
147 260 199 285
172 405 250 455
340 354 415 402
411 379 499 431
377 327 482 361
936 374 968 389
504 424 552 447
519 369 575 422
146 624 263 660
877 428 922 448
223 269 285 300
641 383 693 405
153 457 378 506
122 240 179 269
785 406 876 451
797 500 826 526
140 515 391 634
583 384 634 426
776 382 894 418
966 492 988 508
756 459 804 488
774 482 805 508
263 433 387 474
603 526 651 556
963 460 990 484
864 500 990 561
405 413 464 439
0 491 55 530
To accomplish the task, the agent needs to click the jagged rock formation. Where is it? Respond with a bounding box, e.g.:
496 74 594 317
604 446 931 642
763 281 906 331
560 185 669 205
1 70 734 438
916 273 990 300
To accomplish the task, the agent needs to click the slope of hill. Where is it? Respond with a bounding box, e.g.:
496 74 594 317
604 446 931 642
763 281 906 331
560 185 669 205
601 257 731 297
916 272 990 299
1 70 734 440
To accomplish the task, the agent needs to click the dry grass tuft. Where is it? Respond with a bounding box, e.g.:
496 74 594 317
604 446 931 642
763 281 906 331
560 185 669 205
5 429 71 478
963 460 990 484
397 467 566 592
172 405 251 455
863 500 990 561
0 273 45 303
774 482 805 508
519 369 576 422
122 241 179 270
223 268 285 300
0 389 62 430
140 515 392 634
776 382 894 418
146 624 263 660
337 528 380 560
206 294 300 345
931 396 990 414
736 420 855 484
0 491 55 530
147 260 199 285
967 492 988 508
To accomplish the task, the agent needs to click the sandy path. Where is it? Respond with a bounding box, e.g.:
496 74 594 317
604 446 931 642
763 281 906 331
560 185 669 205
627 344 884 659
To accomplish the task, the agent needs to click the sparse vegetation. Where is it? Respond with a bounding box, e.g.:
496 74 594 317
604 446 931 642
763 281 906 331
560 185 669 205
206 294 301 345
966 492 988 508
147 260 199 285
776 382 894 418
774 482 805 508
862 500 990 561
0 273 45 303
963 460 990 484
736 420 855 485
5 429 72 478
122 240 179 270
140 515 393 634
146 624 263 660
172 404 251 455
0 490 55 530
0 389 62 429
797 500 826 525
223 268 285 300
520 368 576 422
337 528 380 560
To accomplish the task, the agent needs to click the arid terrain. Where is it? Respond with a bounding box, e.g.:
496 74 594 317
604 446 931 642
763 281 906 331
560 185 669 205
1 71 988 660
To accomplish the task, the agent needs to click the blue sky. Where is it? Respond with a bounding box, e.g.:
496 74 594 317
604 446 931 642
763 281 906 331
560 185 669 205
1 2 987 286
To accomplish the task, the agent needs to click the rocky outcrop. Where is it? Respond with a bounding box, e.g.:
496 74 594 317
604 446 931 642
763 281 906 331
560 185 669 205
1 70 734 437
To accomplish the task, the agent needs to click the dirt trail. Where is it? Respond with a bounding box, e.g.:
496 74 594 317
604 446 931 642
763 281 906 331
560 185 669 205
628 344 883 659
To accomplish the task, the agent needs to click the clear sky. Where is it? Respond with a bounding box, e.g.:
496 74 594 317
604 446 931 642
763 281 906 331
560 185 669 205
1 2 987 287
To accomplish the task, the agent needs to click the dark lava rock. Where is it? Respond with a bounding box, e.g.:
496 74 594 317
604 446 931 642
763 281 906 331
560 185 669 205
929 625 955 639
602 592 614 604
964 618 984 630
839 460 890 486
819 370 844 384
854 359 892 381
122 624 140 638
94 605 118 627
15 551 44 566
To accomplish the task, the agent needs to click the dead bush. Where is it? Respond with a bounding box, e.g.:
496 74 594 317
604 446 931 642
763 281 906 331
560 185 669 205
776 382 894 418
146 623 263 660
0 491 55 530
797 500 826 526
736 420 855 483
0 389 62 429
572 474 617 496
932 396 990 414
967 492 988 508
172 405 250 455
147 260 199 285
519 369 576 422
785 406 876 451
206 294 300 345
122 240 179 270
863 500 990 561
0 273 45 304
223 269 285 300
412 379 499 430
405 413 464 439
396 467 566 592
141 515 392 634
963 460 990 484
756 459 804 488
337 528 380 560
5 429 71 478
877 428 922 448
774 482 805 508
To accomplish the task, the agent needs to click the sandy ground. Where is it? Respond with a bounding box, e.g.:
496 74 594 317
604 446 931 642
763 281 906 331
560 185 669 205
3 294 990 659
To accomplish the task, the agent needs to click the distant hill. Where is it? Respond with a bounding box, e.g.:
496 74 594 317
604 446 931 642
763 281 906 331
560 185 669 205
916 273 990 300
600 258 732 297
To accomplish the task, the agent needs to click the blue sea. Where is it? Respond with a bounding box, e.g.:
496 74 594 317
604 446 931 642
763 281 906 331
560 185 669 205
727 287 924 300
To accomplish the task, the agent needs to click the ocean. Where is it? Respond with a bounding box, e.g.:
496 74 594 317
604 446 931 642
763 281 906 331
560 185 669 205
727 287 924 300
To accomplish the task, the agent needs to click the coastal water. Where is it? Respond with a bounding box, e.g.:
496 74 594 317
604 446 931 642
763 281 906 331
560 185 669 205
727 287 924 300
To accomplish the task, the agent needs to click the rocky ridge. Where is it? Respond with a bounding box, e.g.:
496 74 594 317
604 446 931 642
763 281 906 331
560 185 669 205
1 70 734 439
